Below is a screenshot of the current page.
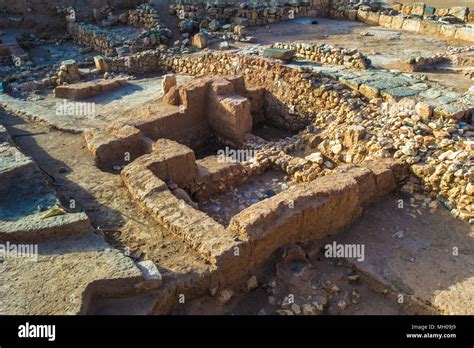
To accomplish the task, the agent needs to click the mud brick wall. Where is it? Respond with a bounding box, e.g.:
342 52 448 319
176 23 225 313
121 155 408 293
159 52 365 129
189 156 251 202
273 42 371 69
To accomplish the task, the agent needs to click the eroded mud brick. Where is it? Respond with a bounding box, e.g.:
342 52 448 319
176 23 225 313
147 139 197 188
84 123 146 169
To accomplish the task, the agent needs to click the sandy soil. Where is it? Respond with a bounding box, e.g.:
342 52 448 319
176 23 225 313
0 110 210 279
173 193 472 315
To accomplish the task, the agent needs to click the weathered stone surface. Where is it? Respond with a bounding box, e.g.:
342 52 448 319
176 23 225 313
55 78 126 100
162 74 177 94
402 18 421 32
449 7 469 21
381 87 417 102
454 27 474 42
192 32 208 49
262 48 295 62
148 139 198 188
378 14 393 27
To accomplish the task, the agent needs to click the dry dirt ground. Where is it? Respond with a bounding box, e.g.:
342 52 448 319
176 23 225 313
243 17 473 92
0 110 210 281
172 194 472 315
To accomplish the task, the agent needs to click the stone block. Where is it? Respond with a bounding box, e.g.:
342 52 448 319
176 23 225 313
54 78 126 100
402 18 421 32
434 103 468 119
435 8 449 16
357 9 369 22
424 6 436 17
449 7 468 21
390 16 404 30
379 14 393 27
439 24 457 39
359 83 380 99
365 11 380 26
381 87 417 102
401 5 413 16
162 74 177 94
454 27 474 42
192 33 208 49
410 3 425 16
468 12 474 24
418 21 441 36
262 48 295 62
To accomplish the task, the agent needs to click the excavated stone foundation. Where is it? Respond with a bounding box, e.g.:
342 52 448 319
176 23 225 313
1 0 472 316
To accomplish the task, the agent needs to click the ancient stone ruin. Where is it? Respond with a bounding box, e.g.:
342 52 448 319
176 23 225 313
0 0 472 317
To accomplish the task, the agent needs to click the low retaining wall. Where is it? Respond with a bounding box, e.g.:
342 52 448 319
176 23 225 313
273 42 371 69
329 0 474 42
67 4 171 56
171 0 330 33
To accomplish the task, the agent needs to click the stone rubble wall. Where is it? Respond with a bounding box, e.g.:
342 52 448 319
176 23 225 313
66 4 171 57
67 21 119 56
273 42 371 70
125 4 173 45
94 50 161 74
171 0 330 32
159 52 364 129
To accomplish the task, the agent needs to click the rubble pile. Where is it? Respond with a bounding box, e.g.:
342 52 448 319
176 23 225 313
310 98 473 223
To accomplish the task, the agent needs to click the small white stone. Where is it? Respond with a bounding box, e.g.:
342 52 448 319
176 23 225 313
136 260 162 281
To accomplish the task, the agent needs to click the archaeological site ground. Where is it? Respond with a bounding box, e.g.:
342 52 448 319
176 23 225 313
0 0 473 329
